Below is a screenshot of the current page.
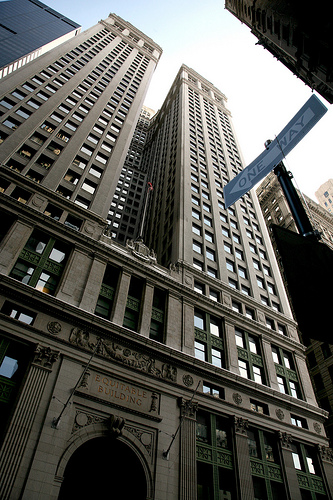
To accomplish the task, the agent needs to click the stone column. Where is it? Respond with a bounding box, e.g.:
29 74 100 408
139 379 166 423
139 281 154 337
278 431 302 500
0 345 59 500
233 416 254 500
166 292 182 350
294 352 317 405
112 270 131 325
79 256 106 313
182 299 195 355
0 220 32 274
262 338 280 391
179 397 198 500
317 445 333 496
224 321 239 375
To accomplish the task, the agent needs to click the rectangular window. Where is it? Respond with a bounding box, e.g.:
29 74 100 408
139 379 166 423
123 276 144 332
206 249 215 261
10 230 69 296
1 301 36 325
193 241 202 254
95 264 120 319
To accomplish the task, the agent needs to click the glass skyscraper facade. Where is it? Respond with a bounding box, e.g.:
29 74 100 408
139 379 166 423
0 0 80 79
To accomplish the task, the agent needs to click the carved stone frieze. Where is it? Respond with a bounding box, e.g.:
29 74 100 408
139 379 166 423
101 341 177 382
69 327 94 349
68 331 177 382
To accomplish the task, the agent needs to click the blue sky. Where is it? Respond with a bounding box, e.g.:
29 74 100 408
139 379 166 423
46 0 332 200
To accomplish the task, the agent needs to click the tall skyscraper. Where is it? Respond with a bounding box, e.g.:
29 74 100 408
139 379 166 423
0 14 332 500
225 0 333 104
0 0 81 80
315 179 333 214
257 171 333 444
106 105 156 244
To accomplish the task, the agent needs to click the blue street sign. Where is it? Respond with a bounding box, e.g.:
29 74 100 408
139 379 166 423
224 95 328 208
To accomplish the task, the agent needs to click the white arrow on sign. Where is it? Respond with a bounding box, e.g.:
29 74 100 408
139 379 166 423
224 95 327 208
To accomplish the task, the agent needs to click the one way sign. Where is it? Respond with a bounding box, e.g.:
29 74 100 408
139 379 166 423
224 95 327 208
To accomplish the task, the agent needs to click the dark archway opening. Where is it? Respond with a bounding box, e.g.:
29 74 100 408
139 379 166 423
58 437 147 499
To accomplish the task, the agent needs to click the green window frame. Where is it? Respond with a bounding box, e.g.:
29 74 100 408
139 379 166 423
236 329 266 385
10 229 69 296
271 345 303 399
194 309 224 368
247 428 285 499
149 287 166 343
123 276 144 332
95 264 120 319
196 411 235 500
291 442 328 498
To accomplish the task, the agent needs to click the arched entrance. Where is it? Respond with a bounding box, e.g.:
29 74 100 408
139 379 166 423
58 437 147 499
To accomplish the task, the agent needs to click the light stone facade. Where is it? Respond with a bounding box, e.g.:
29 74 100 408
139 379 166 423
0 13 332 500
257 171 333 448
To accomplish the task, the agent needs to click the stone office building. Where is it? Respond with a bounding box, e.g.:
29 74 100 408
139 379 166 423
0 12 332 500
257 171 333 446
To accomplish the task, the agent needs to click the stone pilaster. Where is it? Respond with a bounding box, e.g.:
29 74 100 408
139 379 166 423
0 345 59 500
277 431 302 500
112 270 131 325
179 397 198 500
139 281 154 337
233 416 254 500
317 445 333 496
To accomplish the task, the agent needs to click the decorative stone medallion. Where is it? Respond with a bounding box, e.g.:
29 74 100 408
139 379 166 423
182 374 194 387
232 393 242 405
276 409 284 421
47 321 62 335
313 422 322 434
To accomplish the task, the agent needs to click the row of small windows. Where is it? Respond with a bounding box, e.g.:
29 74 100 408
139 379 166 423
190 190 280 307
0 47 149 208
193 308 302 398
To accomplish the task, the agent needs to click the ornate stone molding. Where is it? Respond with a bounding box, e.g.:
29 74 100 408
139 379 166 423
278 431 293 449
126 239 157 264
107 414 125 438
276 409 285 421
47 321 62 335
182 374 194 387
178 397 198 418
232 392 243 405
125 424 154 457
313 422 322 434
317 444 333 463
234 416 249 435
69 330 177 382
33 345 59 369
102 340 177 382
